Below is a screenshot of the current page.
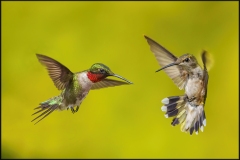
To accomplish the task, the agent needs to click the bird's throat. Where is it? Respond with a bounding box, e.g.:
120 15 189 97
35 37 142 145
87 72 105 83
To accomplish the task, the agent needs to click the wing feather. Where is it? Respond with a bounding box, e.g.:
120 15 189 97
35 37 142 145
144 35 188 89
36 54 73 90
91 78 131 90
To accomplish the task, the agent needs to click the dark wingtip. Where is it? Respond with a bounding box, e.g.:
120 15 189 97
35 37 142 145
144 35 151 41
36 54 53 61
36 53 44 58
36 53 47 62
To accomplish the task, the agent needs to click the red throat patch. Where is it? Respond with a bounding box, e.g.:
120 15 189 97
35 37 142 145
87 72 105 83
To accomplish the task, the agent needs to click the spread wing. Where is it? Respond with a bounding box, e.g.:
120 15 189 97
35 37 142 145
144 35 188 90
36 54 73 90
91 78 131 90
201 50 209 106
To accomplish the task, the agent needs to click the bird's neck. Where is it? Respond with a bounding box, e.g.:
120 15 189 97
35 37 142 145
86 71 106 83
189 66 204 78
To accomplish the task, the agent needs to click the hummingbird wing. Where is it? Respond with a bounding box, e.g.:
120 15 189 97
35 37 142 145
36 54 73 90
201 50 209 105
91 78 130 90
144 35 188 90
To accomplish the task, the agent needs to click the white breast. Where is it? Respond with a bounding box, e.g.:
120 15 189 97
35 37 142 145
75 72 94 105
77 72 94 90
185 78 202 98
185 66 203 99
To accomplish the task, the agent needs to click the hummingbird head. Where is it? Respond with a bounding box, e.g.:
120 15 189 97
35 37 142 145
87 63 132 83
156 53 198 72
88 63 113 82
178 53 198 69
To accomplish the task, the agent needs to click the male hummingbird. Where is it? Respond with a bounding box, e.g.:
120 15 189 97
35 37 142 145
32 54 133 124
144 35 209 135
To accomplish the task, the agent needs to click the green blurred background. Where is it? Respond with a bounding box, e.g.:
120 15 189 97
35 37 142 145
2 1 238 159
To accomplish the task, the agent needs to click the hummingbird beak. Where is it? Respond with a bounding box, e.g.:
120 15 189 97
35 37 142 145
110 74 133 84
156 62 178 72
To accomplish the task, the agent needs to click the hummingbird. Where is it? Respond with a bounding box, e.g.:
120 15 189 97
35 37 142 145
144 35 209 135
32 54 133 124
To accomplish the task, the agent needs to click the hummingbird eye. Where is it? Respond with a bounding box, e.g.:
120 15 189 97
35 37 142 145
99 68 105 73
184 58 190 63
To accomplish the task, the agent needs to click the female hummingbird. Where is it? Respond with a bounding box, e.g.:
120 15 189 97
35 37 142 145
32 54 133 124
144 35 209 135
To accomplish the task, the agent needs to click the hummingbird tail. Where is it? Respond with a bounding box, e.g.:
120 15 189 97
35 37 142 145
161 95 206 135
31 96 62 125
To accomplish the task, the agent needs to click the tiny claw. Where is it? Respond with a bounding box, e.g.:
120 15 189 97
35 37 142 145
71 107 75 114
75 106 79 112
188 97 196 102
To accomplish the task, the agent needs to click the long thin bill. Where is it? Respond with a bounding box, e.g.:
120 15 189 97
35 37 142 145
156 62 177 72
112 74 133 84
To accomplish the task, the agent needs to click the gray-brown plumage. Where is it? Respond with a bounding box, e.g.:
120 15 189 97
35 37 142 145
144 35 209 135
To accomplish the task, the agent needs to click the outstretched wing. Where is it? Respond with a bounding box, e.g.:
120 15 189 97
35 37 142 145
91 78 131 90
36 54 73 90
144 35 188 90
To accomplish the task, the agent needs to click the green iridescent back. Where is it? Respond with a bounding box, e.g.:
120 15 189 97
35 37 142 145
62 74 81 105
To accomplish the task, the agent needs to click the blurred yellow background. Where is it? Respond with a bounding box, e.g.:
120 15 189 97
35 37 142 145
2 1 238 158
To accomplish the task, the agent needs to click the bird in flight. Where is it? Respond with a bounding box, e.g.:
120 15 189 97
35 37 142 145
144 35 209 135
32 54 133 124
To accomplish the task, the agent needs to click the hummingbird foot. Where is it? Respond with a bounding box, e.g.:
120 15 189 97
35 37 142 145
188 96 196 102
75 106 80 112
71 107 75 114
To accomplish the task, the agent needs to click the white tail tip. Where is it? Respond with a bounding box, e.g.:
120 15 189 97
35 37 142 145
161 98 169 104
161 106 167 112
203 119 206 126
164 114 168 118
200 126 204 132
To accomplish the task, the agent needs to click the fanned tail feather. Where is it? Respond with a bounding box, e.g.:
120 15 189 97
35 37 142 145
183 104 206 135
161 95 206 135
32 96 62 124
161 96 187 119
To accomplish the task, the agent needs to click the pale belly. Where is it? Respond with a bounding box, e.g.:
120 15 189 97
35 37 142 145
75 90 90 106
185 78 203 99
